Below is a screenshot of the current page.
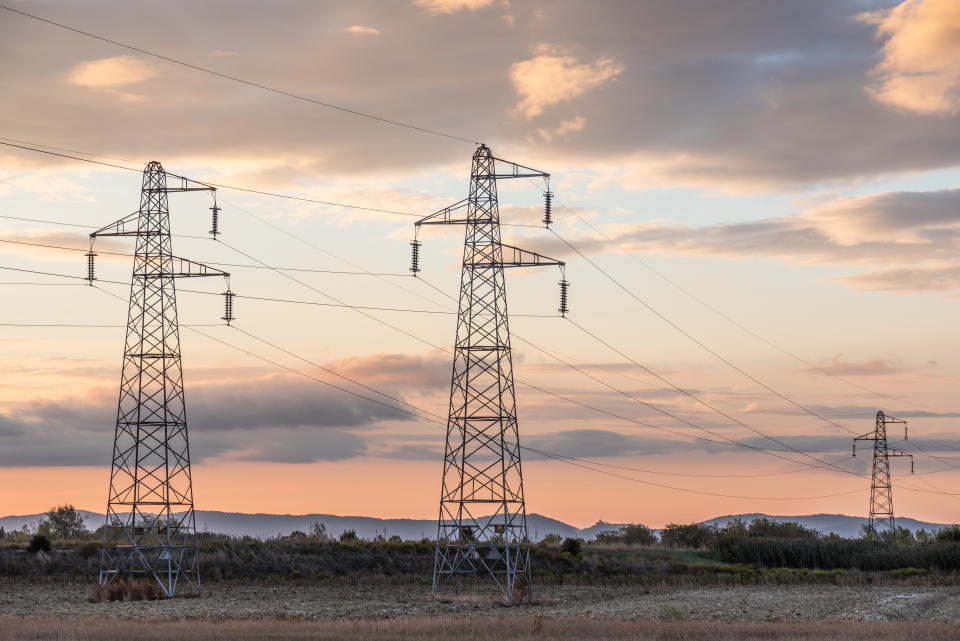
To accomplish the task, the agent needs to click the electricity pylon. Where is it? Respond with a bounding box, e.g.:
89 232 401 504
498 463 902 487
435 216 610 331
853 410 913 536
413 144 565 603
89 161 231 597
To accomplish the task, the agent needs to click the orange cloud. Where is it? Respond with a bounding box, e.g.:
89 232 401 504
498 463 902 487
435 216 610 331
413 0 493 15
345 25 380 35
535 116 586 142
67 55 157 89
861 0 960 115
510 46 623 119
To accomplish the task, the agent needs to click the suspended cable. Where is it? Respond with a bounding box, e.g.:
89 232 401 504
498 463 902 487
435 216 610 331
0 5 478 145
0 140 423 217
551 197 952 415
550 228 860 437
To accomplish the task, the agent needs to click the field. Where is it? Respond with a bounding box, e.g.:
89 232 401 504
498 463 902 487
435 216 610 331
5 524 960 639
2 581 960 640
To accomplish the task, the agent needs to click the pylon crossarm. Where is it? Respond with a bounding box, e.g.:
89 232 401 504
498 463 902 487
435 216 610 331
471 243 564 269
886 448 913 459
415 199 473 226
154 172 216 193
91 211 141 238
168 256 230 279
477 155 549 181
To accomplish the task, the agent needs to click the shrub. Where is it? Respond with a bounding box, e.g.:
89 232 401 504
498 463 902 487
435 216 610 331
311 521 330 541
561 537 582 556
540 533 563 545
936 525 960 542
661 523 717 548
37 505 89 540
87 578 165 603
77 542 101 560
595 524 657 545
339 529 358 543
745 518 819 540
27 534 52 555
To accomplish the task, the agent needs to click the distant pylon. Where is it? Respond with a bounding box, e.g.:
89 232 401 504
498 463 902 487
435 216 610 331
90 161 230 597
852 410 914 535
413 144 565 603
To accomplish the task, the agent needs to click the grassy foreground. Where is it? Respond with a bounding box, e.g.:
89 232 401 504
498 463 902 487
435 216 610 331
1 616 958 641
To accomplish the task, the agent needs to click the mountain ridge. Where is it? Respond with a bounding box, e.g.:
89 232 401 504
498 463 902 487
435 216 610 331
1 510 952 540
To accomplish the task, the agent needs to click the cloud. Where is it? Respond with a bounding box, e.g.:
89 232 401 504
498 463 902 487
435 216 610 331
861 0 960 115
67 55 157 89
525 428 680 458
4 1 960 187
553 187 960 293
836 265 960 292
0 371 415 466
510 46 623 119
803 355 904 377
535 116 585 142
413 0 494 15
345 25 380 35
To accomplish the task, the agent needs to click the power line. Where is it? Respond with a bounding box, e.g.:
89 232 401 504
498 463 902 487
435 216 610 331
206 204 871 476
0 4 478 145
524 446 863 501
552 197 952 416
550 228 859 437
91 284 440 424
0 140 423 218
514 329 862 478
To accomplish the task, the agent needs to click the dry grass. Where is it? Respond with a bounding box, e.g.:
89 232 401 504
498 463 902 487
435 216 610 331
85 578 166 603
0 616 957 641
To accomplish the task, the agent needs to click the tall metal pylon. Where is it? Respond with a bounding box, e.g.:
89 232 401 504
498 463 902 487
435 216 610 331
413 144 566 603
852 410 914 535
88 161 232 597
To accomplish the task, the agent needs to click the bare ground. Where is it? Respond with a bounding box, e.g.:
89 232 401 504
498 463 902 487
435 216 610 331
1 616 959 641
1 581 959 623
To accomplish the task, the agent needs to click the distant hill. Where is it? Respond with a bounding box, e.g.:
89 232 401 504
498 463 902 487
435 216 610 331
0 510 627 541
0 510 951 541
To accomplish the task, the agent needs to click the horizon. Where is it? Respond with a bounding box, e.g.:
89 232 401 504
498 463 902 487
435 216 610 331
1 0 959 529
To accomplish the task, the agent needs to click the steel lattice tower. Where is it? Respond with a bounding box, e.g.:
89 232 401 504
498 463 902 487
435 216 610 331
413 144 564 603
89 161 230 597
853 410 913 535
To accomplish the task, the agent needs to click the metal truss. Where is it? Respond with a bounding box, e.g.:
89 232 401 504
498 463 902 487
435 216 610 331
91 161 229 597
853 410 913 535
414 145 564 603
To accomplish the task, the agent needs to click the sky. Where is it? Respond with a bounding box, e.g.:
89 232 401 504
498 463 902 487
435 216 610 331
1 0 959 529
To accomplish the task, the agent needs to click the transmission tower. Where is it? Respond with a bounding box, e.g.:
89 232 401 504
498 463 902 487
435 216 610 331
412 144 566 603
852 410 913 535
88 161 233 597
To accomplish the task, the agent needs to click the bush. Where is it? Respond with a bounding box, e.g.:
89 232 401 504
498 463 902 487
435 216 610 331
595 524 657 545
561 537 582 556
661 523 717 548
339 529 358 543
27 534 52 555
87 578 166 603
936 525 960 542
710 536 960 571
37 505 89 540
744 518 820 540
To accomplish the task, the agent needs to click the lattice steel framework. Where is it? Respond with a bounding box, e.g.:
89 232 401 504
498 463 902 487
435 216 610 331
853 410 913 535
414 144 564 603
90 161 229 597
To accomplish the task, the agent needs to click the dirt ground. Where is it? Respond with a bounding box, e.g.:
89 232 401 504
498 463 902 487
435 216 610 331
1 581 959 623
